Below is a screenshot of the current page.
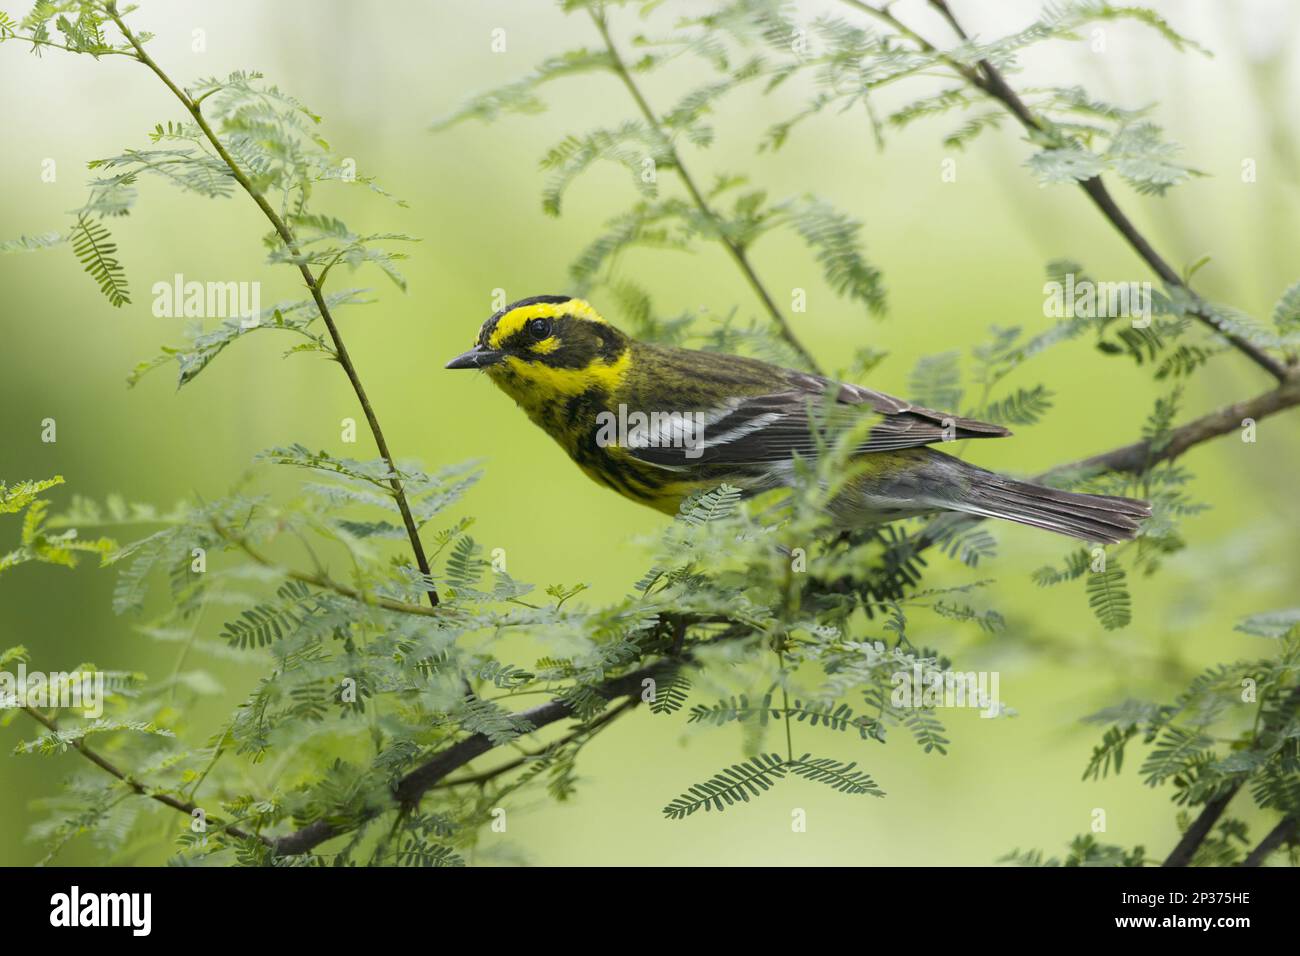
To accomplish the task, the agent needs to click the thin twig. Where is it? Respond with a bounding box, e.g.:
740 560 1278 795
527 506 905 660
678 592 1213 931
25 2 1300 865
21 705 265 846
16 36 136 57
105 1 442 606
590 8 823 374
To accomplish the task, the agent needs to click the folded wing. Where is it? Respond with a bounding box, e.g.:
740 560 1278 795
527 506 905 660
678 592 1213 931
626 376 1010 468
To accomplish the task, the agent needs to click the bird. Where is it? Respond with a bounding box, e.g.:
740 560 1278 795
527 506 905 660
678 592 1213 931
445 294 1151 543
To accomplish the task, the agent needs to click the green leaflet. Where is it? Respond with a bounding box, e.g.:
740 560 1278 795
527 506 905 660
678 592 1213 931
662 752 883 819
1086 563 1131 631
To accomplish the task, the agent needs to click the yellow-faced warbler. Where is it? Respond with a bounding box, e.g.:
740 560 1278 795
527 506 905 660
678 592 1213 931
446 295 1150 542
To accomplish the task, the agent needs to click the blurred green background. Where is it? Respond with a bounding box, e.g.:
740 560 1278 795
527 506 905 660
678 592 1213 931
2 0 1298 865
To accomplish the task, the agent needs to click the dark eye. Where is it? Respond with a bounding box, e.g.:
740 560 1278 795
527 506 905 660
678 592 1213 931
527 317 552 340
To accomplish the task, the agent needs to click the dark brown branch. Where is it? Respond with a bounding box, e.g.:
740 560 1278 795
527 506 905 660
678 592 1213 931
888 373 1300 562
1047 374 1300 478
37 374 1300 859
271 373 1300 857
590 9 823 375
1162 784 1241 867
105 2 440 608
1241 815 1296 867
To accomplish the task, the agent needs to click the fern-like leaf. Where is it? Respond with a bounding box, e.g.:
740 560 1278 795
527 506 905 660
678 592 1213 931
70 213 129 307
1086 563 1131 630
662 753 789 819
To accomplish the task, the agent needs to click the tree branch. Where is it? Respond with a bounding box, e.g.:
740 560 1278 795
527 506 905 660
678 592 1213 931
589 8 823 374
105 2 441 607
1048 375 1300 478
433 697 639 790
1162 783 1241 867
844 0 1291 382
883 373 1300 565
1241 815 1296 867
272 656 681 856
210 518 446 620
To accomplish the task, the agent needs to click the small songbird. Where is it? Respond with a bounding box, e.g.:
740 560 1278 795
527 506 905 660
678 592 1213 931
446 295 1150 543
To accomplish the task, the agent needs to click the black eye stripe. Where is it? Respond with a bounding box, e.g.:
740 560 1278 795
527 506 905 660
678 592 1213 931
527 317 552 340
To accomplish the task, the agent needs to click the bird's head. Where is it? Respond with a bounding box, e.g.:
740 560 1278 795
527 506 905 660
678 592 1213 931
445 295 631 398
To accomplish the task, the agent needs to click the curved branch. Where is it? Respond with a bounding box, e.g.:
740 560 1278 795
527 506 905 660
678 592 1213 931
435 697 639 790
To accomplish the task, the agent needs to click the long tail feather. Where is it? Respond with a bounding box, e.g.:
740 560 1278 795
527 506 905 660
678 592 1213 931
955 473 1151 544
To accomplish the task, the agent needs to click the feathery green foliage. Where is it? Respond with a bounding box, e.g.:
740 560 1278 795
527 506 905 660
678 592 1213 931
3 0 1296 870
1015 614 1300 866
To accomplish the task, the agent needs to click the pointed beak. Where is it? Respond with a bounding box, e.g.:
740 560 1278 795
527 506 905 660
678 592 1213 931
445 345 504 370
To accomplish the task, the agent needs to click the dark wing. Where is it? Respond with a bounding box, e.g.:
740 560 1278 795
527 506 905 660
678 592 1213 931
627 376 1010 469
